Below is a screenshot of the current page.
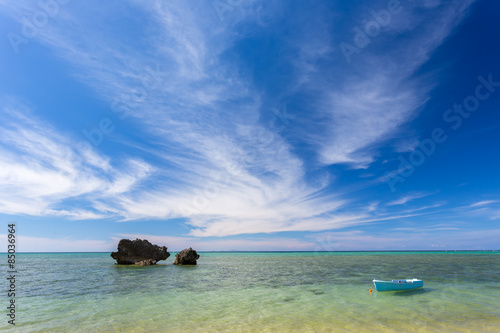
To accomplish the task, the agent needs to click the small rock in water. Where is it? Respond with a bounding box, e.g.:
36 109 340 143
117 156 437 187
173 247 200 265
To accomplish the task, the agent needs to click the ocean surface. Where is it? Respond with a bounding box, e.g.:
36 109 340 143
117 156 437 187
3 251 500 332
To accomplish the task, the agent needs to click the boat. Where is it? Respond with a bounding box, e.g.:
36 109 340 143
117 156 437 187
372 278 423 292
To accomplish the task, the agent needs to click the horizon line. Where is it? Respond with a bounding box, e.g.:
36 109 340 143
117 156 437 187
2 250 499 254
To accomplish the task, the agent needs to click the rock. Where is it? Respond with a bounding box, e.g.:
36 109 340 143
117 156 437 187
173 247 200 265
136 259 156 266
111 238 170 265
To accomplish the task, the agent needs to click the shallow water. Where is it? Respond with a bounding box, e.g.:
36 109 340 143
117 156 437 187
4 252 500 332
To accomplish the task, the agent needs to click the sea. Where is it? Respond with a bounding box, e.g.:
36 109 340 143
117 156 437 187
3 251 499 332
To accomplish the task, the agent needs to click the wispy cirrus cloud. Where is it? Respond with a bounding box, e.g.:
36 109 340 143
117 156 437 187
294 0 476 168
0 1 353 236
386 192 437 206
463 200 500 220
469 200 499 207
0 0 481 240
0 100 153 219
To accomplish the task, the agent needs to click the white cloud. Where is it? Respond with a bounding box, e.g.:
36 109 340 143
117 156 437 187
0 101 153 218
318 75 425 167
0 0 480 240
0 1 362 235
304 0 476 167
463 200 500 220
386 192 437 206
469 200 498 207
393 137 420 153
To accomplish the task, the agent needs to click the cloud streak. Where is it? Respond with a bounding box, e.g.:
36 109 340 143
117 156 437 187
0 0 483 243
386 192 437 206
300 0 476 168
0 100 153 219
0 1 356 235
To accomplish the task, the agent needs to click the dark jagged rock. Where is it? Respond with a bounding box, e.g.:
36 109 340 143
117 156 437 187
111 238 170 265
173 247 200 265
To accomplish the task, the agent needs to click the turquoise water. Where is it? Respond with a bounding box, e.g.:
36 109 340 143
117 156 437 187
3 252 500 332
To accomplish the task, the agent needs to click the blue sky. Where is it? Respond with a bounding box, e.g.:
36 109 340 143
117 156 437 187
0 0 499 252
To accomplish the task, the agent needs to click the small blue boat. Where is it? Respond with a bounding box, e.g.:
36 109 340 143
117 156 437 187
372 278 423 292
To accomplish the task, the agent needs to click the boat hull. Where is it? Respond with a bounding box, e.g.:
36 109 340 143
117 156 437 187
373 279 423 292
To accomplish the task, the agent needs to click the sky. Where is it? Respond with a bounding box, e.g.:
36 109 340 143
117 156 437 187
0 0 499 252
